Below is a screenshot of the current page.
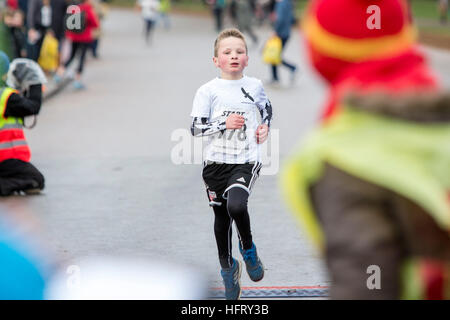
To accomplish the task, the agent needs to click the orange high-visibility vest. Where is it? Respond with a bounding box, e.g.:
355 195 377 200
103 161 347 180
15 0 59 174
0 87 31 162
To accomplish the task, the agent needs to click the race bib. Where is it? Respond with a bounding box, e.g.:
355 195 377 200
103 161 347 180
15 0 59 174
211 107 257 155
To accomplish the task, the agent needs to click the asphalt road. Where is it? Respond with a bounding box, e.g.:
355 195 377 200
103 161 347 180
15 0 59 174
2 8 450 295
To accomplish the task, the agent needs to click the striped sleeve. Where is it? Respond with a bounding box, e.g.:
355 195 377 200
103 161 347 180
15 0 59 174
190 117 226 137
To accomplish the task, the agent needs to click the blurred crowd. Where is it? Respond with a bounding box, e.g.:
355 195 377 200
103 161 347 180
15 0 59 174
1 0 109 88
206 0 281 34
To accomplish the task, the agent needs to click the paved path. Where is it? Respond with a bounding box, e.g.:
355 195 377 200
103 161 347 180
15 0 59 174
3 9 450 293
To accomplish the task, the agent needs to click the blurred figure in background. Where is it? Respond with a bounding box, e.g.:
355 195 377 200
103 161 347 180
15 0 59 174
235 0 258 47
269 0 297 85
207 0 226 32
0 52 46 196
27 0 52 61
136 0 160 45
90 0 106 58
55 0 99 89
282 0 450 299
3 0 27 58
254 0 274 26
159 0 171 30
26 0 68 62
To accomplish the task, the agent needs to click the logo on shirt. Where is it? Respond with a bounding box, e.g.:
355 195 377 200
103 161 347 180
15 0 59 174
241 87 254 103
208 190 217 201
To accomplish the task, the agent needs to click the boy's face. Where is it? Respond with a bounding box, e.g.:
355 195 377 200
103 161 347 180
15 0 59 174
213 37 248 79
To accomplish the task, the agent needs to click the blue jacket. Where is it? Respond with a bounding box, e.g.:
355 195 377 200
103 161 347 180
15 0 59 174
274 0 294 39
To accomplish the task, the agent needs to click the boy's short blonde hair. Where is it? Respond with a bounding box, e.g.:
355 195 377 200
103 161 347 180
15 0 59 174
214 28 248 57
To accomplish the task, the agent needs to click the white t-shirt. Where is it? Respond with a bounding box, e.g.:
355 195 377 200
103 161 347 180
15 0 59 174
41 5 52 28
138 0 160 20
191 76 271 164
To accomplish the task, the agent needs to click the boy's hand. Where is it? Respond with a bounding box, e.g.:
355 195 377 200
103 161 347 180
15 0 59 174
256 124 269 144
226 114 245 129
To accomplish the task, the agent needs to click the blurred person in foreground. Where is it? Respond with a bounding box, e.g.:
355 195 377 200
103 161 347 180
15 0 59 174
0 203 53 299
282 0 450 299
0 202 206 300
0 51 46 196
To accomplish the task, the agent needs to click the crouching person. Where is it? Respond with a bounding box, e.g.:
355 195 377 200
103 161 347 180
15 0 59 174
0 51 46 196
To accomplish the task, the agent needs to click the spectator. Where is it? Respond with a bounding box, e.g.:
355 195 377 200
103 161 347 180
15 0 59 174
0 52 46 196
55 0 100 89
26 0 68 62
269 0 297 85
27 0 52 61
159 0 171 30
208 0 226 32
136 0 160 45
3 0 27 58
235 0 258 47
90 0 105 58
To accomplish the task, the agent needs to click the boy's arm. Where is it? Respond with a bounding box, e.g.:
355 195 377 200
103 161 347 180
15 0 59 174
191 85 228 137
259 101 273 128
190 116 226 137
256 84 273 128
3 84 42 118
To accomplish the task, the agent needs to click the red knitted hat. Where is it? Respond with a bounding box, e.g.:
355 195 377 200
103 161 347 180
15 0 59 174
303 0 416 83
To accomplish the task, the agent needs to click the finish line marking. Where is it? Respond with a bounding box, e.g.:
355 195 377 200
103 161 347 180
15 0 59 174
208 285 329 299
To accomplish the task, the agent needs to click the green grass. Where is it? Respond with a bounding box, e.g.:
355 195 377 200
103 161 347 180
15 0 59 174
410 0 441 20
109 0 135 8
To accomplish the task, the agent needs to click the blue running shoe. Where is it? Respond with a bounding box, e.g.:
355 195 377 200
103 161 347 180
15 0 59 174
53 74 62 84
239 242 264 282
73 80 85 90
220 258 242 300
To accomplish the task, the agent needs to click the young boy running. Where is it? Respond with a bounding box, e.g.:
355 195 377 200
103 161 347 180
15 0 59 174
190 28 272 300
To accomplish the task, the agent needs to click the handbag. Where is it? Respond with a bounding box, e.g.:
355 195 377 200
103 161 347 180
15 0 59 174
38 32 59 72
262 36 282 65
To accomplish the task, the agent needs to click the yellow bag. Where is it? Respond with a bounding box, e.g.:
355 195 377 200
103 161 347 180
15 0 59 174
262 36 282 65
38 33 59 72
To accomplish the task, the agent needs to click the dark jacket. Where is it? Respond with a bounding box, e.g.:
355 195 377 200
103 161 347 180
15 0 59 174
3 85 42 118
27 0 69 40
274 0 294 39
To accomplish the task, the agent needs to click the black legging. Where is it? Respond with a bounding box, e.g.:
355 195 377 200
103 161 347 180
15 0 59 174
64 41 89 74
213 187 253 269
144 19 155 43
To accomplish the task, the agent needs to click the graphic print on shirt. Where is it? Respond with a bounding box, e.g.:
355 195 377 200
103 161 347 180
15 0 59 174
241 87 255 102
